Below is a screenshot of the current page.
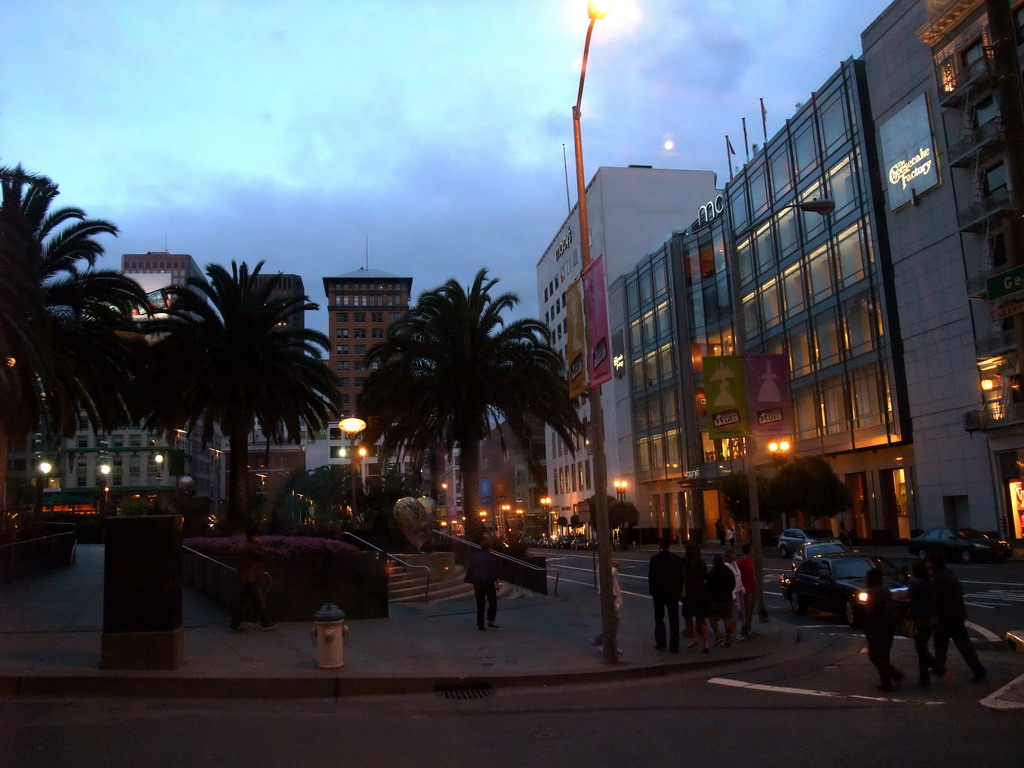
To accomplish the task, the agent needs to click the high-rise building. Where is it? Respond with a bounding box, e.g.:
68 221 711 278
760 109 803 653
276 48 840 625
537 165 720 532
322 267 413 484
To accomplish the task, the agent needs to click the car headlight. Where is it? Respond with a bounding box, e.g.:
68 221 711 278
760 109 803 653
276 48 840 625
857 591 868 603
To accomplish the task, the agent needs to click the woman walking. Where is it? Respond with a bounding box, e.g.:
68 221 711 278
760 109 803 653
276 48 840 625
863 567 904 691
907 559 939 686
682 543 711 653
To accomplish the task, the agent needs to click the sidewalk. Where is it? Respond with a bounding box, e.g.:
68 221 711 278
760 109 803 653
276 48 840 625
0 544 1021 707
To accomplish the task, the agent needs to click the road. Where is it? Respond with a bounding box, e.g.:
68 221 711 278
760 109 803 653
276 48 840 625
2 547 1021 768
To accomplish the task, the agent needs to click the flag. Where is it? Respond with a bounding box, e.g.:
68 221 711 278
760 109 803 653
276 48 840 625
726 135 736 155
726 135 736 180
742 117 750 159
760 97 768 141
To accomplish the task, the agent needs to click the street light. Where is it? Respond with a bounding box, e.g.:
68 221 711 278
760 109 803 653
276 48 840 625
728 198 834 623
340 417 367 521
571 0 617 664
613 479 627 503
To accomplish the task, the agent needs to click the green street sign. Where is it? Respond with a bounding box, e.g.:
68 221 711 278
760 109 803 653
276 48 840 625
987 265 1024 300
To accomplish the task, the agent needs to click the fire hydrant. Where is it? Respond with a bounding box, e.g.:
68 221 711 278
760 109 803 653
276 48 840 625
311 603 348 669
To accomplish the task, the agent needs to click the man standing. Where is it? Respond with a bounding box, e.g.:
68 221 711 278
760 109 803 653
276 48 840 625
736 543 757 638
469 538 500 630
648 537 684 653
929 552 987 682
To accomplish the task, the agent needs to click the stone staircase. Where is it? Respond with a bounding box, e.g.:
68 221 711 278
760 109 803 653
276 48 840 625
387 562 515 604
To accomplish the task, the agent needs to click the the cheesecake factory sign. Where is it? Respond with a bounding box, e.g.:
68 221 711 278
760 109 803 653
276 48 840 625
879 93 940 211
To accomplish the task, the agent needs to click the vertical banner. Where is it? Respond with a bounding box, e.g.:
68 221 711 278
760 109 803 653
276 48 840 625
583 254 612 387
565 278 587 399
747 354 792 436
479 478 493 507
704 356 749 438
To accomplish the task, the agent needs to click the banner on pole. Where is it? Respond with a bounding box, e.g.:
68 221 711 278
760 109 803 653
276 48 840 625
583 254 612 387
747 354 792 436
704 356 749 439
565 278 587 399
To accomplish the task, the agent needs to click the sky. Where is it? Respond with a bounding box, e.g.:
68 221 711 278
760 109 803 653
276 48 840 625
3 0 894 334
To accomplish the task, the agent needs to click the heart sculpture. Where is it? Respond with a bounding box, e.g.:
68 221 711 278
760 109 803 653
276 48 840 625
393 496 436 552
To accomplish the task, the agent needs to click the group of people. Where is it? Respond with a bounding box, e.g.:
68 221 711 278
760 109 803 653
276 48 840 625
647 538 757 653
863 551 987 691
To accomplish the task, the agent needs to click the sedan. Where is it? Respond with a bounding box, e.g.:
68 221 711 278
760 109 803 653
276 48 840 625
908 527 1011 563
777 527 837 557
792 540 849 563
779 552 907 627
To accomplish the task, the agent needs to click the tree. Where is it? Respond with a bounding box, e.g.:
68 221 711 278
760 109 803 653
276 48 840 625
134 262 342 531
771 455 852 523
0 164 148 508
359 269 582 542
584 495 639 531
719 472 782 525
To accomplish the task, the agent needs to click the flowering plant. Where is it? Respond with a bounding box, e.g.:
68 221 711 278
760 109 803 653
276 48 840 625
184 535 359 557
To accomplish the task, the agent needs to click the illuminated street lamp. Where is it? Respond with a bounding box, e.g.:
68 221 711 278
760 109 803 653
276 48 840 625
340 417 367 520
571 0 617 664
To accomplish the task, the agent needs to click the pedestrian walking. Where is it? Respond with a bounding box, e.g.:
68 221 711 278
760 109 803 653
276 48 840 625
736 543 757 638
682 543 711 653
724 547 744 642
647 538 684 653
706 553 737 647
715 518 726 547
468 538 501 630
230 526 276 632
863 567 904 691
929 551 987 682
726 525 736 549
907 559 939 686
591 559 623 653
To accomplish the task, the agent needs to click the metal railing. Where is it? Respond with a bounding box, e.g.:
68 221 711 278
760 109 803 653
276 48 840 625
341 532 432 602
432 529 558 596
0 530 77 582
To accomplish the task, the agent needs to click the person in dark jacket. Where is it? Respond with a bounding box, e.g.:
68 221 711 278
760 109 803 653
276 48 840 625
647 537 683 652
863 567 904 691
907 559 939 686
469 538 500 630
230 527 276 632
682 543 711 653
929 552 987 682
706 553 737 647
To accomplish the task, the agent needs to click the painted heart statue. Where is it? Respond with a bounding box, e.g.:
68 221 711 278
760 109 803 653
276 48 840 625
393 496 436 552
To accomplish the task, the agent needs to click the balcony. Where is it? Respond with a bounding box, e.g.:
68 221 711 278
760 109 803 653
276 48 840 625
937 49 996 108
947 119 1004 168
958 188 1014 232
963 401 1024 432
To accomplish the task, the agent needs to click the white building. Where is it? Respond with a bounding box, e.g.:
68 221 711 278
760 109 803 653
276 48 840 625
536 165 720 531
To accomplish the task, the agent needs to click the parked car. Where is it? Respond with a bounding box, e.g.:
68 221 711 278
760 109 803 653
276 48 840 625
777 528 837 557
571 536 593 550
779 552 907 627
908 527 1011 563
792 540 850 564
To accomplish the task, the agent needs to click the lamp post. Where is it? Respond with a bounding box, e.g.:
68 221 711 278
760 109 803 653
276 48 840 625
613 479 627 503
340 417 367 522
571 0 617 664
728 198 834 623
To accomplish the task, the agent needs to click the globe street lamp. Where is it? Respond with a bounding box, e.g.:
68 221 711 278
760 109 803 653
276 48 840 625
340 417 367 521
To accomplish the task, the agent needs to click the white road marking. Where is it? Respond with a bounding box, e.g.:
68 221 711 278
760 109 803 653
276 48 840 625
708 677 944 705
966 620 1001 642
981 671 1024 711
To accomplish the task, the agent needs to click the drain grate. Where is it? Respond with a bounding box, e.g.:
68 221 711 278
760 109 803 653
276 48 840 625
436 683 495 700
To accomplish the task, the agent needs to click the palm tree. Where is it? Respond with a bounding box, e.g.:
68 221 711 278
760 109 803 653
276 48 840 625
0 164 148 508
134 261 342 531
359 268 581 541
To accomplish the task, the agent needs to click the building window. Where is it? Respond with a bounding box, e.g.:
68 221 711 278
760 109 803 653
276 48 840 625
339 377 350 387
814 311 841 367
984 162 1008 198
843 294 878 358
783 263 805 316
806 244 833 301
372 328 384 339
354 312 366 322
335 312 348 322
850 365 884 428
371 312 383 322
355 344 366 355
354 328 366 339
836 225 867 288
337 345 348 354
821 375 848 434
